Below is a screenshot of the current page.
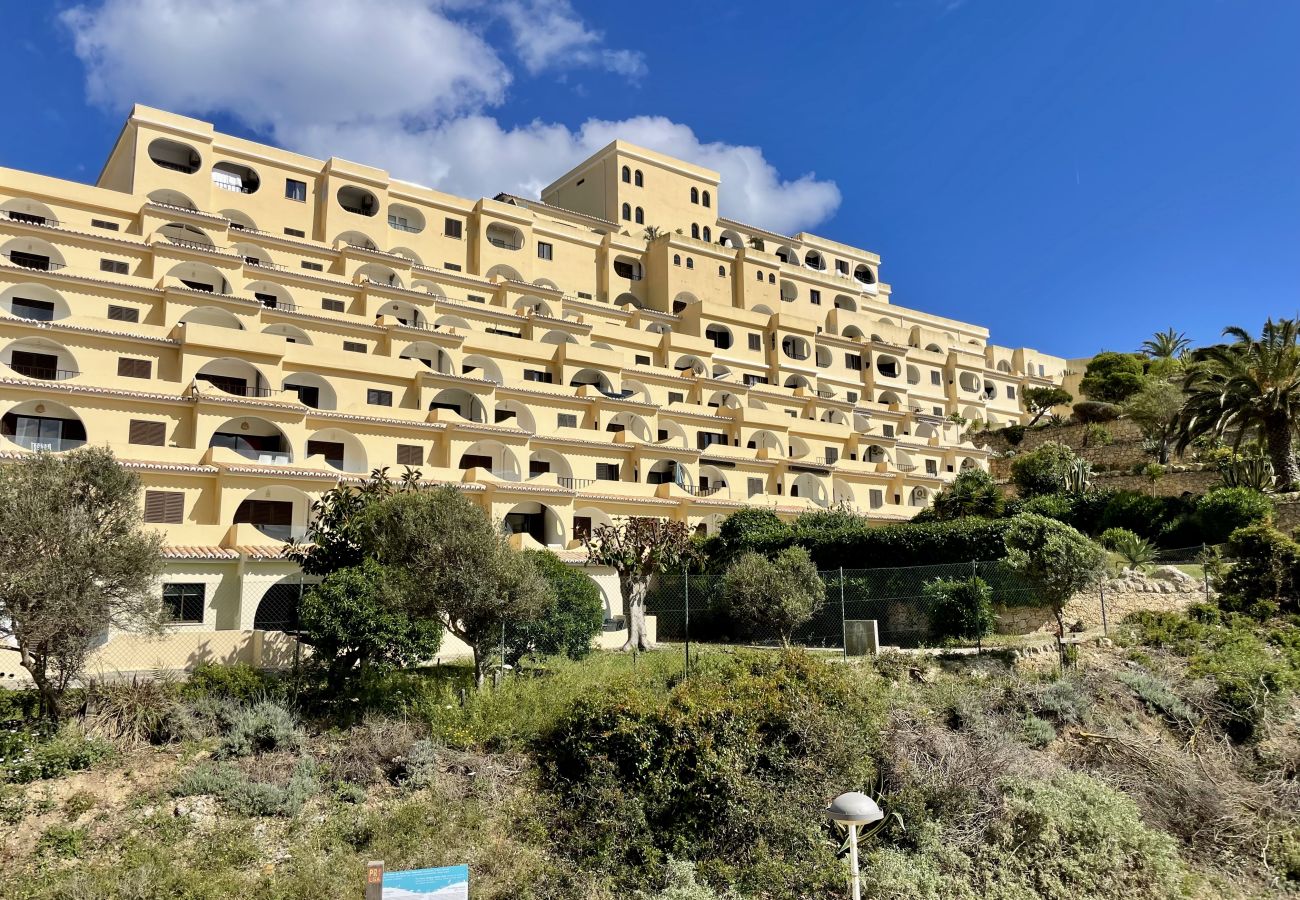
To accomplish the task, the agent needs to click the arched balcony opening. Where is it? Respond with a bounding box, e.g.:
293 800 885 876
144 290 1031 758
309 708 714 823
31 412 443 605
212 161 260 194
834 295 857 312
673 291 699 314
527 448 572 483
781 335 810 360
647 322 671 336
433 314 471 332
458 440 522 480
775 245 799 265
195 358 271 397
461 354 503 385
180 306 244 330
569 367 615 393
3 337 79 381
711 364 733 380
816 346 833 368
166 261 230 294
832 478 856 508
2 237 65 272
697 465 731 498
746 429 783 454
486 263 523 282
704 323 733 350
335 230 377 251
2 284 69 322
337 185 378 217
232 242 275 268
896 449 917 472
674 355 707 376
788 435 812 460
925 342 944 353
854 264 877 285
983 381 998 401
234 485 313 542
612 255 643 281
1 197 59 228
485 223 523 251
252 577 305 633
621 378 653 404
804 249 826 271
875 354 901 379
878 390 903 407
413 279 447 298
986 412 1004 427
907 327 923 349
376 299 424 327
751 304 775 318
647 458 693 490
209 417 291 464
399 342 453 375
791 473 829 507
503 501 565 548
958 371 981 393
221 209 258 232
356 262 402 288
389 247 423 265
997 360 1013 373
656 420 689 448
305 427 368 473
906 365 921 386
614 292 642 309
915 423 939 441
718 229 744 249
572 507 615 554
960 457 981 471
842 325 865 340
540 329 577 345
784 374 813 391
1 400 85 452
821 409 848 425
866 444 890 465
493 400 536 432
514 295 554 318
606 411 652 442
248 280 295 312
387 203 425 234
909 486 930 508
431 388 488 423
533 277 559 290
283 372 335 410
779 280 798 303
960 405 983 422
148 138 201 174
706 390 740 410
147 189 197 210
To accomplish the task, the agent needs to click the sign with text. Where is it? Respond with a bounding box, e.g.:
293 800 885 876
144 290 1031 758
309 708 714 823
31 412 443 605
382 864 469 900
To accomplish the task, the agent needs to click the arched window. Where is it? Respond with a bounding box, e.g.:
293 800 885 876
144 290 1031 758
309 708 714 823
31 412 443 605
686 258 694 269
635 207 644 224
634 170 643 187
621 166 631 183
702 226 712 242
673 254 681 266
755 270 763 281
621 203 631 221
768 273 775 284
718 265 726 277
702 190 711 208
691 223 700 239
690 187 699 204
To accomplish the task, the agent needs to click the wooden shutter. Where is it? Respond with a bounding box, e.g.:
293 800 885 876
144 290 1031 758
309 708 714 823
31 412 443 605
396 444 423 466
143 490 184 524
128 420 166 446
107 305 139 323
117 357 152 378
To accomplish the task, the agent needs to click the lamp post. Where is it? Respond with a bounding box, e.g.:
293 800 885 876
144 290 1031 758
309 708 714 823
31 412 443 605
826 791 883 900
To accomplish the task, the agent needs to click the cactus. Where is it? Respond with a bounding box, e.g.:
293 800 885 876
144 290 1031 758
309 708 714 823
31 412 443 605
1219 454 1275 492
1062 458 1093 495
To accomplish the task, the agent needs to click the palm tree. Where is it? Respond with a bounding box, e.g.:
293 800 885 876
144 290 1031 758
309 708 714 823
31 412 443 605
1176 318 1300 491
1141 327 1191 359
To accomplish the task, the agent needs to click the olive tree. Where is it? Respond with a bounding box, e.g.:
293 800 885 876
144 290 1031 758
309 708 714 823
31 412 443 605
0 448 163 721
1004 514 1106 655
1023 386 1073 426
719 546 824 646
583 517 695 652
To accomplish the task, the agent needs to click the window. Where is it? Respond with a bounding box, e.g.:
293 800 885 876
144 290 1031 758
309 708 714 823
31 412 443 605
836 260 849 275
128 420 165 446
573 516 592 541
444 218 462 238
162 583 204 623
537 241 553 260
931 371 942 385
108 304 138 323
635 207 644 224
668 392 684 405
845 353 862 370
933 406 944 416
444 262 462 271
673 254 681 266
635 354 651 366
523 368 553 383
748 477 764 498
577 291 592 299
11 297 55 321
285 178 307 202
100 259 129 275
301 261 323 271
117 357 152 379
1038 364 1045 376
825 447 839 464
690 187 699 204
91 218 119 231
397 444 423 466
810 289 821 306
697 431 727 449
1006 386 1017 399
716 265 724 277
143 490 184 524
634 170 644 186
307 439 345 466
743 374 769 386
622 165 631 183
702 226 711 242
847 391 858 403
596 463 620 481
558 413 578 428
284 227 305 237
926 459 938 475
367 388 392 406
685 258 694 270
691 224 700 239
702 190 711 208
756 270 763 282
468 294 486 304
286 383 319 407
322 298 345 313
621 203 631 221
869 489 884 509
343 341 366 353
882 424 895 438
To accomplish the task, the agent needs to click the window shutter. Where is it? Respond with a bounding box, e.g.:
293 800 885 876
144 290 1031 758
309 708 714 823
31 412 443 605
144 490 183 524
129 420 166 446
396 444 423 466
117 357 152 378
108 305 139 323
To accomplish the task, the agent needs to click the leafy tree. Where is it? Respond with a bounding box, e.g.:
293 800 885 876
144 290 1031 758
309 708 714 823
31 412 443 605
1177 318 1300 491
719 546 824 645
1141 328 1191 360
927 468 1005 521
297 560 441 690
505 550 604 664
1004 514 1106 646
1079 351 1147 402
1217 523 1299 618
583 517 695 652
368 486 553 686
1023 386 1073 426
1192 487 1273 545
1124 379 1184 464
285 467 421 576
0 449 163 721
924 575 995 642
1009 441 1078 498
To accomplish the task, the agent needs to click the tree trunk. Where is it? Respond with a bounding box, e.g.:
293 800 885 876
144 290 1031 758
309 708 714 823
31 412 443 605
1053 605 1068 671
19 644 60 723
620 574 655 652
472 644 487 690
1265 414 1300 491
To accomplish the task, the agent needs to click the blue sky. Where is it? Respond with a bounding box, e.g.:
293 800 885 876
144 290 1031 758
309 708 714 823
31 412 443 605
3 0 1298 359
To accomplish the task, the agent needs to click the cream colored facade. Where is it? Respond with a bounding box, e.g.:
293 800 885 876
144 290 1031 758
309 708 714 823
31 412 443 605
0 105 1065 640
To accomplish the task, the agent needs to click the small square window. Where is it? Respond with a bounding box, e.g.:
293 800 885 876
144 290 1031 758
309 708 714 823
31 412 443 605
668 392 684 405
284 227 305 237
144 490 183 524
467 294 485 304
748 334 762 351
322 298 345 313
595 463 620 481
163 583 205 623
444 218 463 238
635 354 651 366
285 179 307 202
301 261 323 271
810 289 821 305
933 406 943 416
367 388 392 406
129 420 166 446
343 341 367 353
1006 386 1016 399
558 413 578 428
91 218 119 231
748 477 764 498
100 259 129 275
397 444 423 466
117 357 152 378
108 305 139 323
444 262 462 272
931 371 942 385
537 241 553 261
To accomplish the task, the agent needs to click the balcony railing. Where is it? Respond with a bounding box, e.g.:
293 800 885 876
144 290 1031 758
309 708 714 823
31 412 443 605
252 523 311 541
199 381 276 398
6 211 59 228
10 365 78 381
487 237 521 251
167 238 222 253
246 258 288 271
489 469 523 482
214 181 255 194
389 220 420 233
153 159 199 174
558 476 595 490
341 204 375 216
686 484 725 497
258 298 298 313
2 253 62 271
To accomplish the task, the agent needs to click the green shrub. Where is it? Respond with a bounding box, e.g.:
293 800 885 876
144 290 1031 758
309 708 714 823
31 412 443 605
1099 527 1138 550
1109 530 1158 569
636 859 733 900
1018 492 1076 522
1009 441 1078 498
1082 423 1113 447
1079 352 1148 403
1194 487 1273 545
83 677 196 745
1218 523 1300 617
216 701 305 759
1189 628 1296 742
506 550 605 663
1034 678 1090 724
718 546 824 644
175 756 318 817
37 824 88 858
1072 400 1123 422
1116 670 1196 729
1 726 112 784
924 576 995 642
926 468 1004 521
182 662 282 704
1021 714 1056 748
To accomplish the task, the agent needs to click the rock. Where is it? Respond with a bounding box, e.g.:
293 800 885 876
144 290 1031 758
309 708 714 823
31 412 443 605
173 795 217 826
1151 565 1194 584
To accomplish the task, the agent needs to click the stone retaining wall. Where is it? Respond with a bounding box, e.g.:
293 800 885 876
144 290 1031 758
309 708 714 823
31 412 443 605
994 566 1209 635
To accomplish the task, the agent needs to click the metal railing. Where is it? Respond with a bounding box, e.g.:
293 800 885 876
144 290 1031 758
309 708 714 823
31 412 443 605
5 435 86 452
558 476 595 490
6 211 59 228
388 221 421 233
152 159 199 173
258 299 298 313
341 204 375 216
487 237 521 250
3 253 63 271
10 365 78 380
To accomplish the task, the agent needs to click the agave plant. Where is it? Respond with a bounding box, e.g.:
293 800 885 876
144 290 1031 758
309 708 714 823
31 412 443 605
1061 458 1093 495
1110 530 1158 570
1219 453 1276 492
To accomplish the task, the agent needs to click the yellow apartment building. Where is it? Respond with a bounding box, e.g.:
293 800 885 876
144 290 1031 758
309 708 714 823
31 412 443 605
0 105 1065 664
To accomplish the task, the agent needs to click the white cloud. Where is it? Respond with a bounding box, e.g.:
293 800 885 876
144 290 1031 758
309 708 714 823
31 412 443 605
61 0 839 233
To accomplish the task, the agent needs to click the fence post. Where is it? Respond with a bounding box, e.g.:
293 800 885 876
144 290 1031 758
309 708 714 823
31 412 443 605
683 566 690 678
1202 543 1211 604
840 566 847 660
1099 576 1109 637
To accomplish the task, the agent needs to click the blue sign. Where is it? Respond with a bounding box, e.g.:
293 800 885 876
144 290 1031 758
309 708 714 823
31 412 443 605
382 864 469 900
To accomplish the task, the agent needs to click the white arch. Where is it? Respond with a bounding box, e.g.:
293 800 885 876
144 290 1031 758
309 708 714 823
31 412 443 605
305 427 368 474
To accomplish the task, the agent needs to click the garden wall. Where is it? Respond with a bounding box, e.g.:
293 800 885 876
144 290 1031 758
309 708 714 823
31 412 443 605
994 566 1209 635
